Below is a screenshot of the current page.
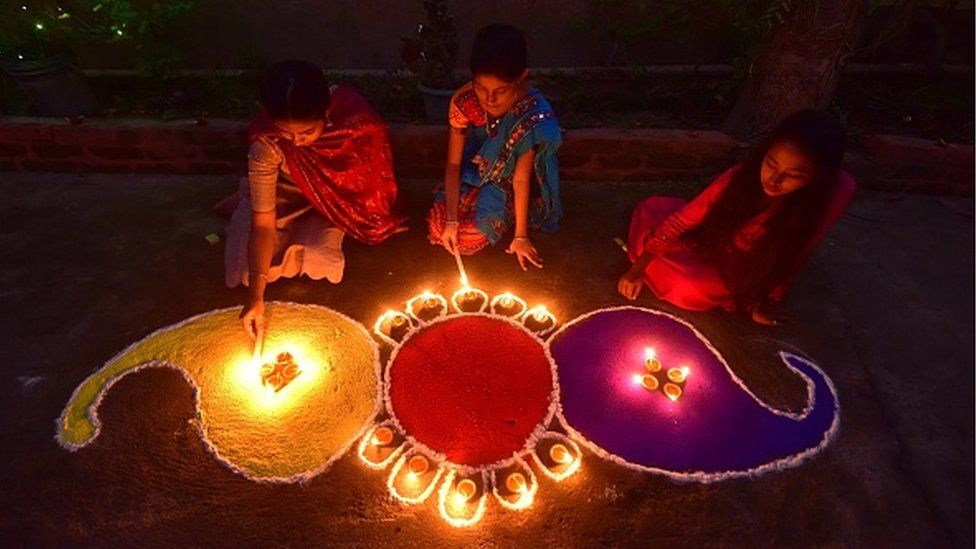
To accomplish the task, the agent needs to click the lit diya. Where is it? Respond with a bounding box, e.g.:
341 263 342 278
451 286 489 313
406 291 448 323
634 347 690 402
489 292 527 318
374 310 413 344
259 352 302 392
522 305 557 336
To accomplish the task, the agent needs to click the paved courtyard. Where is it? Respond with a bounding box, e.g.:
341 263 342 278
0 172 971 547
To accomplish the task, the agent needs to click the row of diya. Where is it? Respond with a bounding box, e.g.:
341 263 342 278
360 421 581 526
373 288 559 345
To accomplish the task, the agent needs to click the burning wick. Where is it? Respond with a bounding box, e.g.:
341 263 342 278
644 347 661 372
524 305 555 333
505 472 527 493
407 455 429 477
371 426 394 446
490 292 526 317
667 367 690 383
532 306 549 323
455 478 477 503
549 443 573 465
421 291 438 309
408 290 446 322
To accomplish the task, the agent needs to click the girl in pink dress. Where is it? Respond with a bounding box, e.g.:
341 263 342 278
618 110 856 325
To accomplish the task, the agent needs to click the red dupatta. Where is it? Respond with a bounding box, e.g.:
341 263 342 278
248 85 406 244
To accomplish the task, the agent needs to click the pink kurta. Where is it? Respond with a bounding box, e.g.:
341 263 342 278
627 165 856 311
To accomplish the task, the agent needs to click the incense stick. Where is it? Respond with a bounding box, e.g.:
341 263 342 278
452 248 469 286
252 322 266 362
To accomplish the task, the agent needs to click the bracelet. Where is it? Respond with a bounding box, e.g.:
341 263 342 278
249 272 269 281
513 236 530 241
445 220 459 225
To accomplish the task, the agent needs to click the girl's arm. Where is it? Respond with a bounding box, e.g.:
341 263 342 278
618 166 738 300
439 126 467 252
506 149 543 270
643 166 738 254
239 138 280 338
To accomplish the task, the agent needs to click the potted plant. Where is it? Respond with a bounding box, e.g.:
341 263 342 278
0 1 196 117
0 1 94 116
400 0 460 121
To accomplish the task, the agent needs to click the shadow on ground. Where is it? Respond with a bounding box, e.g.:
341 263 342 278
0 172 971 547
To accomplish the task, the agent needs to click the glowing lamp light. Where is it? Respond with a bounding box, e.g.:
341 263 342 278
450 285 489 313
523 305 557 335
373 309 413 344
667 366 690 383
372 426 394 446
406 290 447 322
490 292 527 317
456 478 477 501
640 373 659 391
505 472 527 493
644 347 661 372
408 455 430 476
664 383 682 401
549 443 573 465
258 352 301 392
532 307 549 323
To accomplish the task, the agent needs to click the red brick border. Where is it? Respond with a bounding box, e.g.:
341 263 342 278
0 117 971 193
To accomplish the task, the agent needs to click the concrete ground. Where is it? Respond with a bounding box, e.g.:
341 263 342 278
0 172 971 547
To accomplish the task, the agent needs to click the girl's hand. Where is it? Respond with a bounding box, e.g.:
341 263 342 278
617 266 645 301
440 222 459 253
240 298 266 339
751 300 791 326
506 237 543 270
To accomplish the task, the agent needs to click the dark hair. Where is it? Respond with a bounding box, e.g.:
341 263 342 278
680 109 846 309
469 24 527 82
260 60 330 121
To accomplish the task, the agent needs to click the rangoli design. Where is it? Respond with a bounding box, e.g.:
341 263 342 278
58 285 841 527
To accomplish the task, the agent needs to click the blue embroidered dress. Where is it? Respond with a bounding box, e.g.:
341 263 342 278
427 83 562 253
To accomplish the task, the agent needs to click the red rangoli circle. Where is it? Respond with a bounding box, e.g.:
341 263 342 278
388 315 554 466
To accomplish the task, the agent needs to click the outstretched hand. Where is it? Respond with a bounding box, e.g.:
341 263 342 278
240 298 266 339
440 223 458 254
617 267 645 300
506 237 543 271
751 300 792 326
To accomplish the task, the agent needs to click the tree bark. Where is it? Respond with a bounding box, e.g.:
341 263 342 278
721 0 868 140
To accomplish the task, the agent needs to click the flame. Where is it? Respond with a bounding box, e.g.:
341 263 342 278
408 454 430 475
227 339 325 416
550 443 573 464
506 472 527 493
371 426 393 446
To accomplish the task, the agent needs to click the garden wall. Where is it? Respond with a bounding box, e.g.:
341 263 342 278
0 118 971 194
78 0 973 70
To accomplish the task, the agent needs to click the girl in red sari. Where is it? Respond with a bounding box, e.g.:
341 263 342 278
618 110 856 325
227 60 405 337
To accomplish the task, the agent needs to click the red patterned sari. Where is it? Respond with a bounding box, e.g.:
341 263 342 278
248 85 406 244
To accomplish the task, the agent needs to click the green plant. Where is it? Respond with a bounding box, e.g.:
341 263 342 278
574 0 795 67
400 0 459 89
0 1 195 77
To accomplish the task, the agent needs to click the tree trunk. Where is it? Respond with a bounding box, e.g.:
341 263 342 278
722 0 868 140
